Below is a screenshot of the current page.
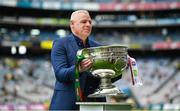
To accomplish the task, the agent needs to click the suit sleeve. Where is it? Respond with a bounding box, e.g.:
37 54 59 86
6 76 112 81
51 39 75 83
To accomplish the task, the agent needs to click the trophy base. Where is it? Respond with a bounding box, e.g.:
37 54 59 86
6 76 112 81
88 87 127 99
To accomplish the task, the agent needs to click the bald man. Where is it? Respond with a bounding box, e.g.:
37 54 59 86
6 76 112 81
49 10 104 110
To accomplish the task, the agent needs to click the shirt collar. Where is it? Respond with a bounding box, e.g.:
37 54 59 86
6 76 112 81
73 34 89 48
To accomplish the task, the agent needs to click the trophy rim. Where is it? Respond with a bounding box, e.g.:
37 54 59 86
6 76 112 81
86 45 128 50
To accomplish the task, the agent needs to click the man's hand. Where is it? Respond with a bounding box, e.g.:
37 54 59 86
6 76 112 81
79 59 92 73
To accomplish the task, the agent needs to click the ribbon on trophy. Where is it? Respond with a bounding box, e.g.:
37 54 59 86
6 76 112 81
75 55 85 101
128 56 143 86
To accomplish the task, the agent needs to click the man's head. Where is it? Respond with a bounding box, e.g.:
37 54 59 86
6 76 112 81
70 10 92 41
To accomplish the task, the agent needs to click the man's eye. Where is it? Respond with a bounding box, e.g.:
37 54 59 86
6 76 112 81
81 21 91 24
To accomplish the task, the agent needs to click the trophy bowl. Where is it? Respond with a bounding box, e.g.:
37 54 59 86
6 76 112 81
77 45 128 99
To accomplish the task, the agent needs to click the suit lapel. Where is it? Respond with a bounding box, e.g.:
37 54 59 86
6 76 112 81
88 38 100 47
88 39 94 47
68 35 79 55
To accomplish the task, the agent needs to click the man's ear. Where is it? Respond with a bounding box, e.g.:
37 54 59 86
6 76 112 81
70 21 74 28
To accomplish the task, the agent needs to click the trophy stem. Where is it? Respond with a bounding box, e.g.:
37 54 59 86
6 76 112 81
100 76 113 89
92 69 115 90
89 69 126 99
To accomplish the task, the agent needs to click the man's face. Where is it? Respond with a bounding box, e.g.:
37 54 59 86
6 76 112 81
71 12 92 40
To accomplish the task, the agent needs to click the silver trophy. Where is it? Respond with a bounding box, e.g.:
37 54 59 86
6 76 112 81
77 45 128 101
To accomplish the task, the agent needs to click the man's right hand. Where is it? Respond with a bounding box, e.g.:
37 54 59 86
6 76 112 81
79 59 92 73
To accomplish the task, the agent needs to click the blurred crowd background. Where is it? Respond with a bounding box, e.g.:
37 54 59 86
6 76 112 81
0 0 180 110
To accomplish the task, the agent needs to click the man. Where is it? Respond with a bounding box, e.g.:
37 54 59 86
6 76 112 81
50 10 121 110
